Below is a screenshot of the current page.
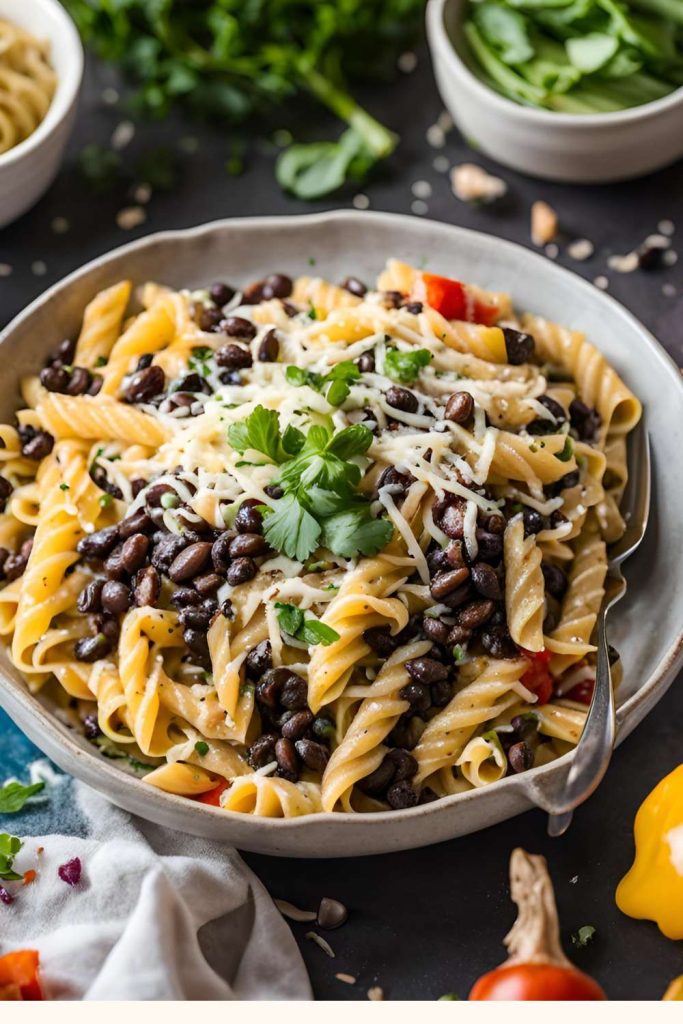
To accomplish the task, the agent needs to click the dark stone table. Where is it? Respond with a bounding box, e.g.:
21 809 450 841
1 38 681 1001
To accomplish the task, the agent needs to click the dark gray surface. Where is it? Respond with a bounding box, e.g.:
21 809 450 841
1 39 682 1001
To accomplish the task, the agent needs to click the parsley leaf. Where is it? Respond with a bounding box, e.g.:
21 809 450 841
275 602 340 646
228 405 281 462
555 436 575 462
286 361 360 407
320 508 393 557
571 925 596 949
263 494 321 561
384 347 432 384
274 601 304 636
0 781 45 814
0 833 23 881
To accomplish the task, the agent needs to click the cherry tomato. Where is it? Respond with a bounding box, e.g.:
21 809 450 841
520 648 554 706
565 678 594 705
470 963 606 1001
422 272 499 325
196 781 229 806
0 950 44 1001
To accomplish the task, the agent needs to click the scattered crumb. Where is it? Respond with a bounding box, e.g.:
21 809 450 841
274 898 316 923
643 233 670 250
531 201 558 247
662 283 677 297
352 193 370 210
305 931 336 958
545 243 559 259
178 135 199 154
658 219 675 236
567 238 594 261
101 87 119 106
336 973 357 985
110 120 135 151
433 155 450 173
412 180 432 200
272 128 293 148
570 875 579 884
450 163 507 204
22 869 37 886
398 51 417 73
437 111 454 133
132 183 152 205
36 846 44 855
663 249 678 266
607 252 639 273
0 263 12 277
593 275 609 290
411 199 428 216
368 986 384 1001
51 216 70 235
31 261 47 276
426 124 446 149
116 206 146 230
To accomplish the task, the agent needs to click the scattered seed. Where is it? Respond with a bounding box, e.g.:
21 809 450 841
643 233 670 250
570 875 579 884
101 87 119 105
336 973 357 985
662 283 677 297
593 275 609 290
116 206 146 231
274 898 317 922
273 128 293 148
133 183 152 204
545 243 559 259
433 155 450 173
663 249 678 266
412 180 432 199
531 201 558 247
31 261 47 276
0 263 12 277
411 199 428 216
352 193 370 210
398 51 418 73
368 986 384 1000
178 135 199 154
658 219 675 236
607 251 639 273
317 896 348 930
426 124 445 148
111 120 135 150
305 931 336 958
450 163 507 204
567 238 594 261
51 216 70 235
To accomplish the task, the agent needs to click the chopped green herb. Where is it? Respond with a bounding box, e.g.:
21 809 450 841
453 644 465 662
99 494 114 508
571 924 596 949
160 492 179 509
555 436 575 462
0 833 23 881
194 741 209 757
0 781 45 814
511 502 524 513
59 483 70 491
307 301 318 320
275 602 340 646
384 347 432 384
92 735 155 776
95 355 108 367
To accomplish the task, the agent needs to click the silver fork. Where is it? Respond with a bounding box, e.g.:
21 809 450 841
545 422 651 837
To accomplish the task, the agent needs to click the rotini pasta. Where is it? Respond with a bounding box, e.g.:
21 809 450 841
0 19 56 155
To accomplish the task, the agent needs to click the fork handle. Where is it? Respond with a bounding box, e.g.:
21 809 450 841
548 608 617 816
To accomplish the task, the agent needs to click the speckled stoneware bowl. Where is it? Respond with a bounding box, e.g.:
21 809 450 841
1 212 681 857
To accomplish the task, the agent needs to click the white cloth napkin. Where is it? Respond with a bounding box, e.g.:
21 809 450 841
1 781 312 1000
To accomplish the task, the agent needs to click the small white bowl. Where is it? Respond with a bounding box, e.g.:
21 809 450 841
0 0 83 227
427 0 683 183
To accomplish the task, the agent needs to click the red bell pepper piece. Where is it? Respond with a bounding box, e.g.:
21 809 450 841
0 950 44 1001
196 781 229 806
422 272 499 325
520 648 554 706
564 678 594 706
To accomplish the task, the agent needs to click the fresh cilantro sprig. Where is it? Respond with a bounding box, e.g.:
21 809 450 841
0 833 23 881
275 603 340 646
227 406 393 560
286 361 360 407
384 347 432 384
0 781 45 814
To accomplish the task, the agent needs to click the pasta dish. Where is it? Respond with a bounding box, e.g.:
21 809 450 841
0 259 641 816
0 18 56 156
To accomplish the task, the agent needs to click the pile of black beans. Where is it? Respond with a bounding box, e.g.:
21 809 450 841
39 336 104 398
193 275 294 336
245 641 334 783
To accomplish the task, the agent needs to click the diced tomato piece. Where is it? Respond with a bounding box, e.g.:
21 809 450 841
520 648 554 706
196 781 229 806
565 678 594 706
0 950 44 1001
422 272 499 325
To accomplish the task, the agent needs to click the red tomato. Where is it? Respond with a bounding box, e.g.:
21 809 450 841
520 648 553 706
470 963 606 1001
422 272 499 325
0 950 44 1001
565 678 595 705
196 781 229 806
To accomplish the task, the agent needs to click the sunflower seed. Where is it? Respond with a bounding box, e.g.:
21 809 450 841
274 898 317 923
305 931 336 958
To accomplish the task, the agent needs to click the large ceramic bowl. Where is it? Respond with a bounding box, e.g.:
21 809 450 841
1 212 681 857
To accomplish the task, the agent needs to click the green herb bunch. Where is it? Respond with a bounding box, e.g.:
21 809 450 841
63 0 425 198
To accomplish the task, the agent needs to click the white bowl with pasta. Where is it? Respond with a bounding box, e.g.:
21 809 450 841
0 211 681 857
0 0 83 227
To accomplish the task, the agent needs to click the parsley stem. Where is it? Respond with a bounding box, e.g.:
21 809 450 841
298 65 397 159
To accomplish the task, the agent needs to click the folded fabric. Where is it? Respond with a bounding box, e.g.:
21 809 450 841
0 770 312 1000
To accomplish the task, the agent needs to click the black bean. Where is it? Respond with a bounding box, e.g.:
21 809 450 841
66 367 93 396
178 606 213 629
170 587 201 608
444 391 474 424
210 281 235 307
77 525 120 560
406 657 449 686
418 786 439 805
183 627 210 659
215 343 253 369
316 897 348 930
234 499 263 534
402 301 423 314
211 532 234 573
90 466 123 500
433 496 466 540
446 540 468 569
341 276 367 297
522 507 547 537
430 567 470 601
470 562 502 600
431 678 453 707
168 541 213 582
481 627 517 659
569 398 601 442
363 624 399 657
145 482 175 509
311 716 335 744
136 354 154 371
3 549 28 580
556 469 580 494
257 328 279 362
280 673 309 711
120 533 149 573
386 385 418 414
357 351 375 373
151 533 188 572
131 478 147 498
455 599 495 630
275 737 299 781
227 557 257 586
21 430 54 460
88 375 104 397
442 583 473 610
83 712 100 740
176 372 211 395
422 616 451 645
134 566 161 607
358 757 396 795
101 580 132 615
400 682 432 713
295 738 329 773
247 733 278 769
261 273 293 300
446 625 471 648
386 748 418 781
486 514 506 536
228 533 267 558
103 544 128 581
281 710 314 741
77 579 104 614
39 364 71 393
49 337 76 365
475 529 503 562
377 466 415 495
124 365 165 403
118 509 153 540
541 562 568 599
220 316 257 341
75 633 112 663
538 394 566 424
194 573 223 596
264 484 284 500
510 714 538 742
382 290 404 308
508 741 534 773
386 779 418 809
256 667 292 709
0 476 11 510
197 306 224 332
502 327 535 365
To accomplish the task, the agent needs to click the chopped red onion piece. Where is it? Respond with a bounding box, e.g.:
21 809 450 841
0 885 14 905
58 857 82 887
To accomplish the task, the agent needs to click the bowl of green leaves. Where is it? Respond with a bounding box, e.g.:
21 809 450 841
427 0 683 182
